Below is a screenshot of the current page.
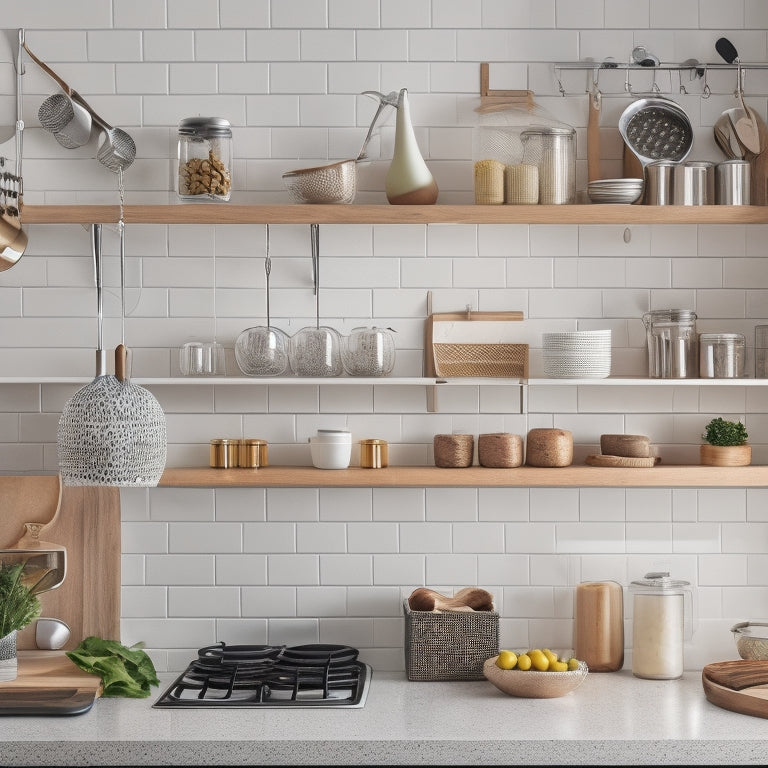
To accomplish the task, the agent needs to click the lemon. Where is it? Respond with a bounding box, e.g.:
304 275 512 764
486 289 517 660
516 653 532 671
550 660 568 672
543 648 558 665
530 651 549 671
567 657 580 671
496 650 518 670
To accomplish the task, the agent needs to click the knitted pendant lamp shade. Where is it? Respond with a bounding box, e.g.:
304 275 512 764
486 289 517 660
57 224 167 487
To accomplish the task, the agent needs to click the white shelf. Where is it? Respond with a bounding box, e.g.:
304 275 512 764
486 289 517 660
0 376 762 386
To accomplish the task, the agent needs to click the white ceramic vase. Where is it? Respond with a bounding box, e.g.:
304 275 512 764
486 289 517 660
385 88 439 205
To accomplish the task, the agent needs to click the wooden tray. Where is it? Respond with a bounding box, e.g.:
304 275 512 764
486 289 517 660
702 660 768 719
0 651 102 715
585 455 660 468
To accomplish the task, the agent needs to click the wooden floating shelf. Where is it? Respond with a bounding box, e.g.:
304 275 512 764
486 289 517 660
159 464 768 488
21 204 768 226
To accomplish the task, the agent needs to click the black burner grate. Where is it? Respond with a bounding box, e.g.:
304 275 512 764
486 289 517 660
153 643 371 708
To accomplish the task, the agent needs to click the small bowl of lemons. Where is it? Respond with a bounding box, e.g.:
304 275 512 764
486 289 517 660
483 648 588 699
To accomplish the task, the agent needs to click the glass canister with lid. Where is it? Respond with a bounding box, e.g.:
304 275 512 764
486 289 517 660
177 117 233 201
629 572 693 680
699 333 745 378
521 126 576 204
642 309 698 379
341 326 396 377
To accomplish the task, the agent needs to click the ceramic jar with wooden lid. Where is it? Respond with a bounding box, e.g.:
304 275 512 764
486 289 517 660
525 428 573 467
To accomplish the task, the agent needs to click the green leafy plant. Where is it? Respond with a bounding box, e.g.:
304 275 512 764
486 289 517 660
702 417 749 447
66 636 159 698
0 563 42 637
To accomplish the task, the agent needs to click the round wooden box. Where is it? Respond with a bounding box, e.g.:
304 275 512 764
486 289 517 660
434 434 474 468
478 433 523 468
525 428 573 467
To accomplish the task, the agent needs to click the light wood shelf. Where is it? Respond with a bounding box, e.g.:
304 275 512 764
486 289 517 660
159 464 768 488
21 204 768 226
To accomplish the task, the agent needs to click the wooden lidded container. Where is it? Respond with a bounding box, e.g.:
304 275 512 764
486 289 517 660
478 433 523 468
434 434 474 468
574 580 624 672
525 428 573 467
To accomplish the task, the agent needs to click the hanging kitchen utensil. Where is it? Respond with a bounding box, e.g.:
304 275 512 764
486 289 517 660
289 224 343 377
57 224 167 486
587 71 602 183
234 224 291 376
715 37 760 155
619 97 693 168
23 42 135 172
37 92 92 149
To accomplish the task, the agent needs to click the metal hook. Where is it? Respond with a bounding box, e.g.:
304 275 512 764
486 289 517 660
702 65 711 98
554 67 566 97
624 67 633 94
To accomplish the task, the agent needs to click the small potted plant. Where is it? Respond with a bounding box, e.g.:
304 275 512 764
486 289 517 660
0 562 42 682
700 417 751 467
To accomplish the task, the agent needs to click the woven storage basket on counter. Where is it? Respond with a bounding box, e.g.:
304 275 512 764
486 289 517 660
403 600 499 681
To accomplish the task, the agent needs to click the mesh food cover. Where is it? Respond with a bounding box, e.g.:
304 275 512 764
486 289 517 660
58 374 167 487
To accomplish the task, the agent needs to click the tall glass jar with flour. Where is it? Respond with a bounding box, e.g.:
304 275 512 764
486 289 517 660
630 572 693 680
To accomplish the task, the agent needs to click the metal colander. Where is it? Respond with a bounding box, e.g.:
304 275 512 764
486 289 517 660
57 224 166 487
619 97 693 166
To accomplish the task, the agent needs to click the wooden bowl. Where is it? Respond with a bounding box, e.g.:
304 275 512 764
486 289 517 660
483 656 588 698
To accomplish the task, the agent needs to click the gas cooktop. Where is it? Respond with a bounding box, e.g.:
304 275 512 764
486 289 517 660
152 643 372 709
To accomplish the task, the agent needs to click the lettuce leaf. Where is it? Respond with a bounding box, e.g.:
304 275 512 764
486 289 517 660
66 636 160 698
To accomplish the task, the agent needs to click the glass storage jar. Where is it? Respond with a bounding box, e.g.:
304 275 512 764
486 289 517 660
642 309 698 379
177 117 233 201
341 327 396 377
699 333 745 378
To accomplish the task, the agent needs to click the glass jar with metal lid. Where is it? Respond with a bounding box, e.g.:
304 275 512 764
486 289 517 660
699 333 745 378
177 117 233 201
521 126 576 204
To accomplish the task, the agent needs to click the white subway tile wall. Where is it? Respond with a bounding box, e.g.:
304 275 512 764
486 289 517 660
1 1 766 671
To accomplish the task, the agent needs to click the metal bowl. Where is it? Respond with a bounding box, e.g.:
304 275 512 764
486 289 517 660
282 159 357 204
731 621 768 660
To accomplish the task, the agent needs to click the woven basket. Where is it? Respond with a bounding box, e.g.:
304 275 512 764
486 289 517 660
478 432 523 467
432 343 529 378
404 600 499 681
474 159 505 204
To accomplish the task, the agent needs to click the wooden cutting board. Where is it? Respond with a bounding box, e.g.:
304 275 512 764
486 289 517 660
585 455 659 468
0 476 121 650
0 651 102 715
702 660 768 719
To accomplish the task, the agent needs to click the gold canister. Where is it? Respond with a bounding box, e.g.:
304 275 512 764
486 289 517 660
238 438 269 468
360 439 388 468
210 438 239 468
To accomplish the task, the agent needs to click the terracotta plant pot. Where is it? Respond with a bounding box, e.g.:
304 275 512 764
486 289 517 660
700 444 751 467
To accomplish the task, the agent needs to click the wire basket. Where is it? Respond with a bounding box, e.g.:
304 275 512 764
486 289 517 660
404 600 499 681
432 343 529 378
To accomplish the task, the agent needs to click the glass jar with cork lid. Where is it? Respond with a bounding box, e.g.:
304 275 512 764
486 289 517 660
177 117 233 201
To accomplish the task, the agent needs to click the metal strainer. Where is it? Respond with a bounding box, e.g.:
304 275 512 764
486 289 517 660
619 97 693 167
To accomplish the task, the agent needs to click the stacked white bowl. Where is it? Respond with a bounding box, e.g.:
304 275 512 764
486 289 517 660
542 330 612 378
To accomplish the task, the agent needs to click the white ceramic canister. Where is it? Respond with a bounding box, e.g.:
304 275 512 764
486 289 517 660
309 429 352 469
629 572 692 680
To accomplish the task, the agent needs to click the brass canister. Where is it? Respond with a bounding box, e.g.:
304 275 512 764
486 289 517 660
360 439 388 468
210 438 239 468
238 438 268 468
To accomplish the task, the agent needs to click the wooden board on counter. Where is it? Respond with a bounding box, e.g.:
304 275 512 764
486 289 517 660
702 660 768 719
0 476 121 651
0 651 101 715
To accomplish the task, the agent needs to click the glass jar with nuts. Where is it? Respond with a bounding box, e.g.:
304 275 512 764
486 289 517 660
177 117 233 201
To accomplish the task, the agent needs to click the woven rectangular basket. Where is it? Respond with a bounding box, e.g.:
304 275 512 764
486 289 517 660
403 600 499 681
432 342 529 378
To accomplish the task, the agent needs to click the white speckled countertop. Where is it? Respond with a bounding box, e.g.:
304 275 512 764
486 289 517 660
1 669 766 766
